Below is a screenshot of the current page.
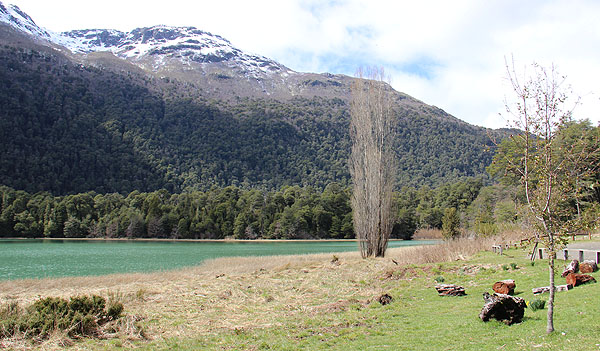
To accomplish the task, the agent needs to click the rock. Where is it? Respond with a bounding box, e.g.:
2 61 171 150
377 294 393 305
532 284 572 295
566 273 597 287
561 259 579 277
435 284 466 296
579 260 598 273
479 292 526 325
492 279 516 295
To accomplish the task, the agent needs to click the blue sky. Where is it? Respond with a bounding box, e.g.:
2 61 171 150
8 0 600 129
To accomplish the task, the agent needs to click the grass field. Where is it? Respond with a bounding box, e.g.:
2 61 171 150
2 237 599 350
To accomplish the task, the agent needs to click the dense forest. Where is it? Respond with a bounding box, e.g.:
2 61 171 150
0 178 492 240
0 45 501 195
5 121 597 240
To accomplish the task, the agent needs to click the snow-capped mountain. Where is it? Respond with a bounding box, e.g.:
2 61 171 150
0 1 351 99
56 26 294 79
0 2 294 80
0 2 50 39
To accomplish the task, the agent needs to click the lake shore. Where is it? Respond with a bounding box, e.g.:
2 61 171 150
0 236 490 306
0 235 515 350
8 235 600 350
0 239 440 281
0 237 434 242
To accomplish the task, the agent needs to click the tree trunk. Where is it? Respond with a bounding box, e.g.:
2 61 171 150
547 251 555 333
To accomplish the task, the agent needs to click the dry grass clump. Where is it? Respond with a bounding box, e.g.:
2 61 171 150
413 228 443 239
0 235 518 347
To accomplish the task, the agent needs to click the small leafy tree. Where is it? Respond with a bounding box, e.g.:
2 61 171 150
494 59 600 333
442 207 461 239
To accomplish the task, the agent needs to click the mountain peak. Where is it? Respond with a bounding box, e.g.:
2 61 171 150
0 1 50 39
58 25 292 77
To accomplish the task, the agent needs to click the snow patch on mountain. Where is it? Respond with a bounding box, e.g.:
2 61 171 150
59 25 294 78
56 29 126 52
0 2 50 38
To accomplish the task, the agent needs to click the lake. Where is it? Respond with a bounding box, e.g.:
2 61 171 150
0 239 438 280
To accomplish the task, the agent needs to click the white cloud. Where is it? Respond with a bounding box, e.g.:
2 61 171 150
7 0 600 129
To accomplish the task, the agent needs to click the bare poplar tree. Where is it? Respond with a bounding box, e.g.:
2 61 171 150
500 59 600 333
350 67 396 258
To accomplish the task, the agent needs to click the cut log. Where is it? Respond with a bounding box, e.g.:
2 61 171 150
579 260 598 273
561 259 579 277
532 284 572 294
492 279 516 295
435 284 466 296
479 292 526 325
566 273 597 287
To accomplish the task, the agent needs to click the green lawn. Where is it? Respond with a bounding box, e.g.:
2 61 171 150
114 249 599 351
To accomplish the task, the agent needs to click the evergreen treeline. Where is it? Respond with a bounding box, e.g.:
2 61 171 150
0 178 488 240
0 45 499 195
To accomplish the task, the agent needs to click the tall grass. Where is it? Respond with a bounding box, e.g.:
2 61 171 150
413 228 443 239
0 233 529 349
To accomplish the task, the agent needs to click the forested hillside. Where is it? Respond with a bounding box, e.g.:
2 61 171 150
0 43 501 195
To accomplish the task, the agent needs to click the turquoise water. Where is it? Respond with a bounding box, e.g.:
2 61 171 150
0 239 437 280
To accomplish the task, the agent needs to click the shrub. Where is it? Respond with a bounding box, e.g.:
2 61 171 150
528 299 546 311
434 276 445 283
0 294 125 341
107 301 124 320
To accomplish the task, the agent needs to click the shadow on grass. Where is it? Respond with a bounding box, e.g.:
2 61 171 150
522 316 542 322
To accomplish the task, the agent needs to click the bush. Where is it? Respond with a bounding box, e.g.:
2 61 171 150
0 294 125 341
528 299 546 311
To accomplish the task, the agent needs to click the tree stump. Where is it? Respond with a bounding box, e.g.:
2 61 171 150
566 273 597 287
479 292 526 325
435 284 466 296
377 294 393 305
579 260 598 273
492 279 516 295
561 259 579 277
